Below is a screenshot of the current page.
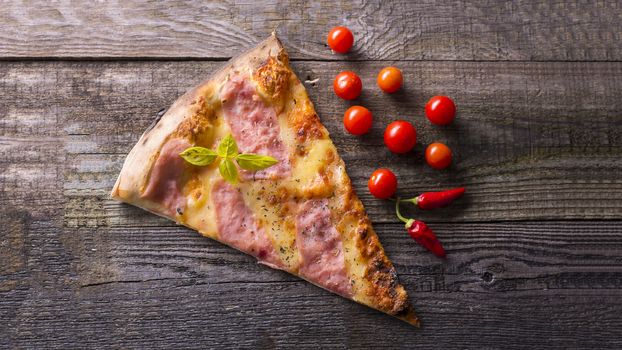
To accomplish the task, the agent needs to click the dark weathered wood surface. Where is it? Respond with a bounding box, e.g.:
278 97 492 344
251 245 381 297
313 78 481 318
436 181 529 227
2 61 620 223
1 1 622 349
0 0 621 61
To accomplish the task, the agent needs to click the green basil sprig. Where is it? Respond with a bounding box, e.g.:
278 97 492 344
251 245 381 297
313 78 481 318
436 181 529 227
179 134 278 184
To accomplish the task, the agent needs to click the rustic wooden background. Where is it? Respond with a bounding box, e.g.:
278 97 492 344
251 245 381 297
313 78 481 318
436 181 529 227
1 1 622 349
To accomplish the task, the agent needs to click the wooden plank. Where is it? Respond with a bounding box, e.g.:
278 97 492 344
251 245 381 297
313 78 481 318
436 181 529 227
2 59 621 348
1 0 621 61
2 215 622 348
1 60 621 222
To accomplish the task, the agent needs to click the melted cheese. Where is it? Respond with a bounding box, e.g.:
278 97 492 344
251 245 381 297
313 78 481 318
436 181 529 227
177 69 371 302
180 87 232 240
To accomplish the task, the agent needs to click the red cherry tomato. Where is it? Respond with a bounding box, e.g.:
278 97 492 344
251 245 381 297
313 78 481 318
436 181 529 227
425 96 456 125
333 71 362 100
384 120 417 154
377 66 403 93
327 26 354 54
368 168 398 199
343 106 373 135
425 142 452 169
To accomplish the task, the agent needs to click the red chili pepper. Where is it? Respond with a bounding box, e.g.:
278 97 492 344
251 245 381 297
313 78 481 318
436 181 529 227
406 220 446 258
396 199 446 258
410 187 465 210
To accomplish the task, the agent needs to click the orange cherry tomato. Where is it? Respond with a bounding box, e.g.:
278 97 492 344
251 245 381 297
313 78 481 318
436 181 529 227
333 71 362 100
327 26 354 54
368 168 398 199
425 142 452 169
343 106 373 135
425 96 456 125
377 66 403 93
384 120 417 154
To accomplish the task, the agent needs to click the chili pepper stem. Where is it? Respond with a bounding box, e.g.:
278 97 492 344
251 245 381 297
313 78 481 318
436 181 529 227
395 198 415 229
403 197 418 206
389 197 418 205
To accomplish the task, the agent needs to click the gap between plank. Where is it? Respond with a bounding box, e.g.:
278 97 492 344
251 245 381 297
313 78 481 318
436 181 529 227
0 56 621 63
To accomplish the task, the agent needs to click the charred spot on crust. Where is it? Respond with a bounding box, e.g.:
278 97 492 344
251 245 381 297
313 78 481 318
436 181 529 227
295 144 307 156
174 97 214 145
357 226 369 240
372 256 392 275
365 255 410 315
254 56 291 101
350 218 412 316
292 112 326 142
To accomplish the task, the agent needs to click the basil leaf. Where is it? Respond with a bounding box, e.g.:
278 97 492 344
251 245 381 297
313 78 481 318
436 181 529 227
219 158 238 184
217 134 238 159
179 147 218 166
235 153 279 171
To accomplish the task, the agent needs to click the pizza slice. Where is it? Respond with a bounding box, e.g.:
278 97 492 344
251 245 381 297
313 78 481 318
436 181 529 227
111 33 419 326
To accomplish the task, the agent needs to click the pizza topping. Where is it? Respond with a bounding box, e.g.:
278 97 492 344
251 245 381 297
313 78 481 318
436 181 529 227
253 56 291 103
179 146 218 166
142 138 191 216
235 154 279 171
179 134 278 184
212 180 283 269
295 199 353 297
174 103 215 144
221 74 291 179
218 158 239 184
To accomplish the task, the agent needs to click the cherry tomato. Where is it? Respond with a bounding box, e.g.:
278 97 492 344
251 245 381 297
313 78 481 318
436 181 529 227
333 71 362 100
368 168 398 199
384 120 417 154
327 26 354 54
343 106 373 135
377 66 403 93
425 142 452 169
425 96 456 125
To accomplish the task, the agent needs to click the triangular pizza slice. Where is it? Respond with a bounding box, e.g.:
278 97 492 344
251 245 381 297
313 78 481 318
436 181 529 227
111 33 419 326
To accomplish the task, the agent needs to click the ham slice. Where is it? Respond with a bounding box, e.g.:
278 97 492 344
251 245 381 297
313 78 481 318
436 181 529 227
295 199 353 297
220 74 291 179
211 180 283 269
141 138 190 216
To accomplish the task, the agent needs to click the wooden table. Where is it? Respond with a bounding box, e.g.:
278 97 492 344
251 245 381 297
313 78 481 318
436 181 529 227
2 1 621 348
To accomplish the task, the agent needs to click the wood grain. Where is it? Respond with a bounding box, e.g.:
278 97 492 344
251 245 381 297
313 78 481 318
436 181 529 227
2 4 622 346
1 60 620 223
1 0 621 61
2 215 622 348
1 59 621 348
